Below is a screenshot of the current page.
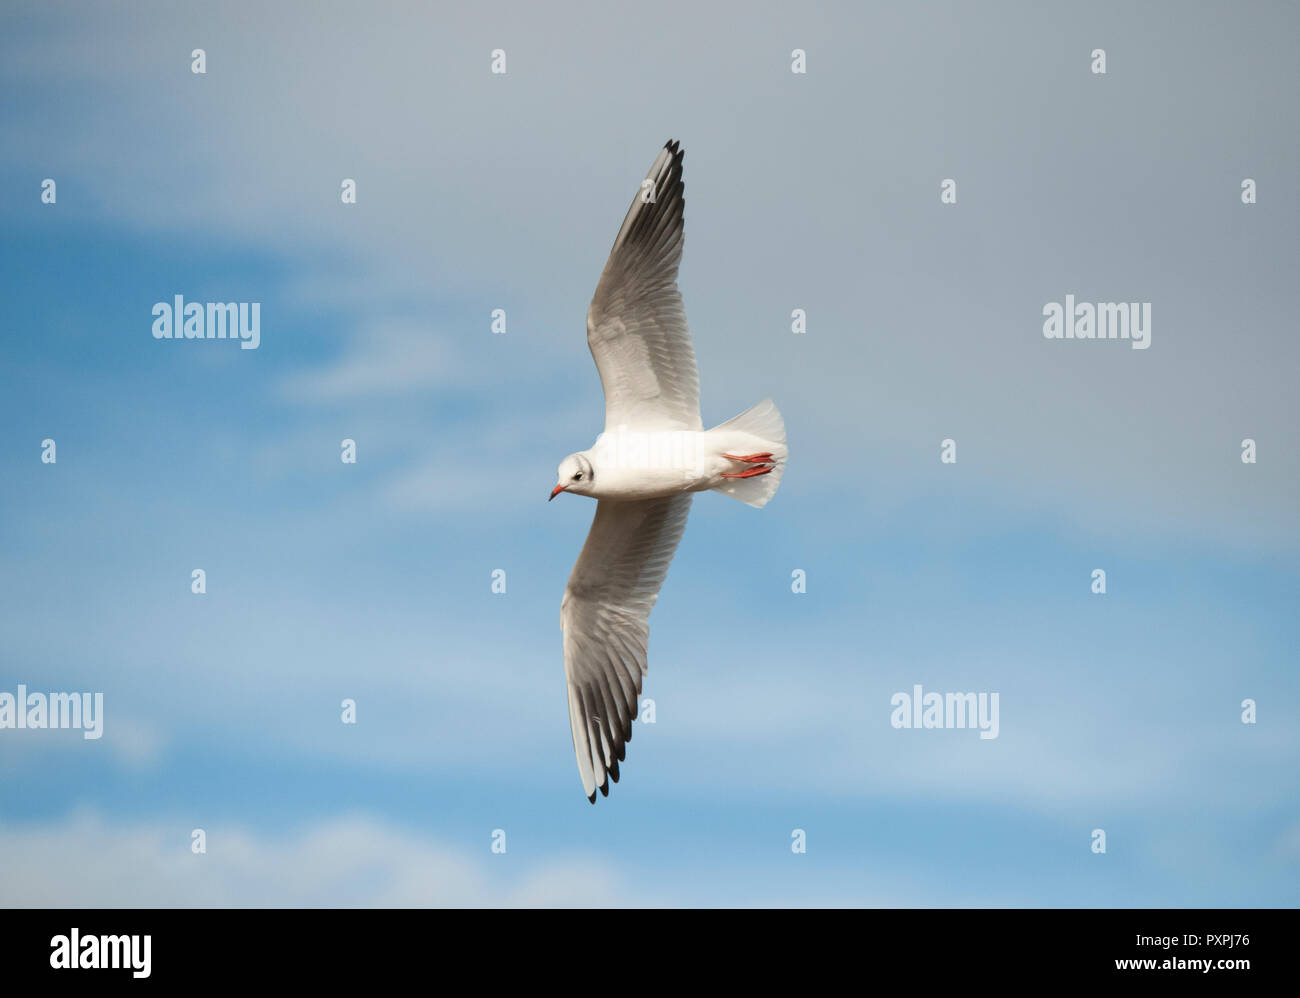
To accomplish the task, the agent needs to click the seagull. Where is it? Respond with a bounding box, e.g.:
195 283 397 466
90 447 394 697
550 140 788 803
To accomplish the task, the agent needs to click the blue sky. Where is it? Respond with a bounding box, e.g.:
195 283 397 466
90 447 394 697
1 0 1296 906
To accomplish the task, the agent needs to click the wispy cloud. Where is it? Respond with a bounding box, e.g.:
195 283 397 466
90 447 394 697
0 812 632 907
279 321 458 403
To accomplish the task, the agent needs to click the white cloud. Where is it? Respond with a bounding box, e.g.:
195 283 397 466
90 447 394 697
0 716 165 772
0 811 633 907
0 810 1011 907
279 321 456 402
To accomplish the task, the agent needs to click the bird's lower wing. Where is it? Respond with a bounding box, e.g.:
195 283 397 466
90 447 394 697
561 494 693 801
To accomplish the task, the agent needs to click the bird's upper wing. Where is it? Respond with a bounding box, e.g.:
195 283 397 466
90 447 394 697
561 494 692 801
586 140 702 432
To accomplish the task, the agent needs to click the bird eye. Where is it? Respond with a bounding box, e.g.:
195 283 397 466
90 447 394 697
573 473 583 481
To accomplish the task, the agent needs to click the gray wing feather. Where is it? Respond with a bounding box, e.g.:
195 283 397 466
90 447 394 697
561 494 693 801
586 140 702 432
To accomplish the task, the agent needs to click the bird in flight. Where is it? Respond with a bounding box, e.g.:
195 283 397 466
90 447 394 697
550 139 788 802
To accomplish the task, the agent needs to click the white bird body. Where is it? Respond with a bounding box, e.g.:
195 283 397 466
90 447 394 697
570 420 789 502
552 140 787 802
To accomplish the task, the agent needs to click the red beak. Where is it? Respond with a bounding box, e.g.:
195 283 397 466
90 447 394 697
549 484 566 501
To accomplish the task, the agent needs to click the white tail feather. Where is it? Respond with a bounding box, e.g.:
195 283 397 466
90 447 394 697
709 398 788 509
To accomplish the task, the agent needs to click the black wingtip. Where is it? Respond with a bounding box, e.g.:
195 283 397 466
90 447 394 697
598 779 609 797
587 790 596 804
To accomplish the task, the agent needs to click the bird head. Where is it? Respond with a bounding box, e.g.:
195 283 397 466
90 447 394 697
550 453 594 500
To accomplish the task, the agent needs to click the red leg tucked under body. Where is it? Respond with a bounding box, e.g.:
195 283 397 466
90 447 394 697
722 452 773 464
720 464 774 479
